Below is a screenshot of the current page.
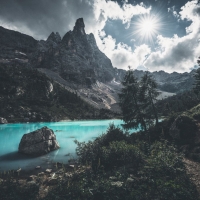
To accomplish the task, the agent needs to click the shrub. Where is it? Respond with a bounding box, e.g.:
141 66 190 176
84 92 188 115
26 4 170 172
75 124 128 169
101 140 144 169
143 141 199 200
148 141 184 175
176 116 197 142
0 178 39 200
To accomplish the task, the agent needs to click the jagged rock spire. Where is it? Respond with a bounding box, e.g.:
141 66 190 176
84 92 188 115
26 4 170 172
47 32 61 44
73 18 86 35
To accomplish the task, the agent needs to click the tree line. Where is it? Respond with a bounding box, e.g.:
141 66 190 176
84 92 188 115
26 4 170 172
119 62 200 132
119 69 159 132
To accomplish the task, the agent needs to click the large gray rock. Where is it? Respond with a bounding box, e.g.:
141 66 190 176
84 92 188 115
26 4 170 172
18 126 60 156
0 117 7 124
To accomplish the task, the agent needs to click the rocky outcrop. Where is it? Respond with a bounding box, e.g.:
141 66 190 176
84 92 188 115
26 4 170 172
0 26 37 65
0 117 7 124
30 18 116 85
18 126 60 156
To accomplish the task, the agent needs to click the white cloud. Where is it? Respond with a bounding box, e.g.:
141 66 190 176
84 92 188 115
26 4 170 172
93 0 150 28
81 0 152 70
98 34 151 70
144 0 200 73
168 6 180 18
83 0 150 44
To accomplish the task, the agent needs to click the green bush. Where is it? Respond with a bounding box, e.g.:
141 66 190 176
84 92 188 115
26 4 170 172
75 124 128 169
0 178 39 200
148 141 184 175
101 141 144 169
142 141 199 200
176 116 197 142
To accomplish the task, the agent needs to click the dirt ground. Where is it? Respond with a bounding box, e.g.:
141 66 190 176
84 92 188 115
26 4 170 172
183 157 200 195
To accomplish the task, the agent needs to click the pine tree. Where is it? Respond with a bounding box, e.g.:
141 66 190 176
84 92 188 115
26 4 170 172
140 72 159 125
119 70 147 131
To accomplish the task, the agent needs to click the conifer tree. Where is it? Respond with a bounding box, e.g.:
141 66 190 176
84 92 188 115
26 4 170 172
140 72 159 125
119 69 160 133
119 69 147 131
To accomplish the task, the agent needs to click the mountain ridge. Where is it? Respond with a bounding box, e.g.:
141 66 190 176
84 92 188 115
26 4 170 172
0 18 196 112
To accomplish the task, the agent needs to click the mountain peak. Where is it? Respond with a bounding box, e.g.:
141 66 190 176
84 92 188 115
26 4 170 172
73 18 86 35
47 32 61 43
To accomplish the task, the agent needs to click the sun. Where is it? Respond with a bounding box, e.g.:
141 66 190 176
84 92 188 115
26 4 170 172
131 14 161 44
140 19 155 34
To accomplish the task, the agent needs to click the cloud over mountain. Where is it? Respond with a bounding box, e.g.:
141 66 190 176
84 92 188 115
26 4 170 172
144 1 200 73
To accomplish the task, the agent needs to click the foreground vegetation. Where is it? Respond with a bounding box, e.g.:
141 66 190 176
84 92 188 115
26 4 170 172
61 124 198 200
0 123 199 199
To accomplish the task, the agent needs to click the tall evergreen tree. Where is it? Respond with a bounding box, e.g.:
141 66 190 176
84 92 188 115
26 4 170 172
119 70 147 131
140 72 159 125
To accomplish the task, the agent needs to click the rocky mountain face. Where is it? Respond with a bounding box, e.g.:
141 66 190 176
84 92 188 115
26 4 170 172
0 64 117 123
30 18 120 86
133 70 195 93
0 26 37 65
0 18 196 114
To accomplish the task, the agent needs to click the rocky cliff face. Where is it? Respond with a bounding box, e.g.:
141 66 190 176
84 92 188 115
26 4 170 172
30 18 116 86
0 26 37 65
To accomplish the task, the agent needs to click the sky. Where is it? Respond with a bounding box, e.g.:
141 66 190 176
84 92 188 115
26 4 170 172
0 0 200 73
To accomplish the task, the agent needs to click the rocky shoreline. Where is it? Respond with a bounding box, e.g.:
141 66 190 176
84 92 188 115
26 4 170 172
0 160 81 199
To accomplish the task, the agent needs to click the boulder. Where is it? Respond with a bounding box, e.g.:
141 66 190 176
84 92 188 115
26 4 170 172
18 126 60 156
0 117 8 124
46 169 52 173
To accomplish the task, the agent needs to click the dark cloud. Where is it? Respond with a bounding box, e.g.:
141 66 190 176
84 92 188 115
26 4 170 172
0 0 190 40
0 0 95 39
193 6 200 15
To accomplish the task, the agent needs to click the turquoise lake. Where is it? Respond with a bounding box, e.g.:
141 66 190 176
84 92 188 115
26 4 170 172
0 119 137 171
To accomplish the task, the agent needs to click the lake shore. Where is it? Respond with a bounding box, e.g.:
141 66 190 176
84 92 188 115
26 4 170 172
0 119 125 171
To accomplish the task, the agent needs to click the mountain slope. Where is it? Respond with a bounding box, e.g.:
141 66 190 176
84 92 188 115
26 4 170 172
0 64 117 122
0 26 37 64
133 70 195 93
0 18 197 113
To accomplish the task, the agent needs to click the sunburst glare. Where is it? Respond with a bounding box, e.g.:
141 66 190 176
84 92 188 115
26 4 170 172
131 14 161 45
